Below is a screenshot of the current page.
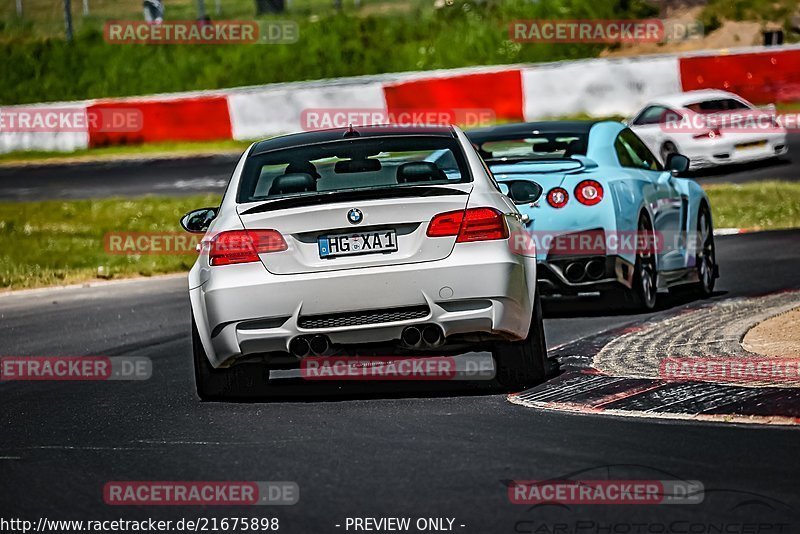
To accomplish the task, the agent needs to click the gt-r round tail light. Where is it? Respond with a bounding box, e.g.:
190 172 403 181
574 180 604 206
208 229 287 266
546 187 569 209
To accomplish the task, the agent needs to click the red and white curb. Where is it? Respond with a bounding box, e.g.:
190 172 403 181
714 228 757 236
511 292 800 425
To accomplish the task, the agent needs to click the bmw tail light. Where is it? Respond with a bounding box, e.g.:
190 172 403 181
427 208 508 242
427 210 464 237
209 230 287 266
546 187 569 209
457 207 508 242
574 180 604 206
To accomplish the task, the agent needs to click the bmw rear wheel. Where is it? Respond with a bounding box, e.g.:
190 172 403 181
494 291 552 390
192 317 269 401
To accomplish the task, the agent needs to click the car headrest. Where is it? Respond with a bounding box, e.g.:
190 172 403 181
286 161 321 179
396 162 446 183
564 139 587 158
334 158 381 173
268 173 316 196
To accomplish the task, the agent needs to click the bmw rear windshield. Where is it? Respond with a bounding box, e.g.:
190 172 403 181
237 135 471 204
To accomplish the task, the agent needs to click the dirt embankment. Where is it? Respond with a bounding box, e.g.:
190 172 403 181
742 306 800 358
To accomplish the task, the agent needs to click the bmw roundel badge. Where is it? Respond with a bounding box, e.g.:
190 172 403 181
347 208 363 225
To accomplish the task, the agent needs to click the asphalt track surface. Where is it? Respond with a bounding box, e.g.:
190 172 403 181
1 133 799 201
1 229 799 530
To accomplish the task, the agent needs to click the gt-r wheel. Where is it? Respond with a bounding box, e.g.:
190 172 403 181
694 203 717 297
630 214 658 311
660 141 678 164
192 317 269 401
494 292 551 390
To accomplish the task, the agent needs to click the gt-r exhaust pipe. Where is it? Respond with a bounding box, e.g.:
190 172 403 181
564 262 585 283
309 335 330 355
422 325 444 347
289 336 311 358
585 259 605 280
401 326 422 348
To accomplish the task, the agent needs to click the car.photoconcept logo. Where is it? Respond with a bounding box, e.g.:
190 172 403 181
347 208 363 224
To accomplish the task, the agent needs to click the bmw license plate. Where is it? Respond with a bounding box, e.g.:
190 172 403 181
318 230 398 258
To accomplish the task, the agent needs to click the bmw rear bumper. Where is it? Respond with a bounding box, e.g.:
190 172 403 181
190 240 537 368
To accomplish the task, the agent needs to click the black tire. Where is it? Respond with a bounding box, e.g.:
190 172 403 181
694 203 717 297
494 292 552 390
192 317 270 401
660 141 678 164
629 213 658 311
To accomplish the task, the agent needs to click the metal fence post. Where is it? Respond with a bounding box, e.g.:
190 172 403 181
64 0 74 42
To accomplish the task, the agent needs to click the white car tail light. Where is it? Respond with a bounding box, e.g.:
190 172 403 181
427 207 508 243
209 230 287 266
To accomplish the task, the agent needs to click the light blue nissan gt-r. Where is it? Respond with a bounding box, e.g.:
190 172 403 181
467 121 719 311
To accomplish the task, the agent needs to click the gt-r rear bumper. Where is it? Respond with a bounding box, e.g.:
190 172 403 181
537 255 635 296
190 240 537 368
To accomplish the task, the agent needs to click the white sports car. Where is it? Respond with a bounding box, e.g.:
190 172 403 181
629 89 788 170
181 125 548 399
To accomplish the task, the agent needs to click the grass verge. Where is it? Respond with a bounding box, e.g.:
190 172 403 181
0 181 798 291
0 140 252 166
0 194 220 290
704 181 800 230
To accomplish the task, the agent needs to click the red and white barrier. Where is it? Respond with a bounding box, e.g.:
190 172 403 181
521 55 681 119
3 44 800 154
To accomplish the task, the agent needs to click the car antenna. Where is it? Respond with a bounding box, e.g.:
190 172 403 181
343 124 360 138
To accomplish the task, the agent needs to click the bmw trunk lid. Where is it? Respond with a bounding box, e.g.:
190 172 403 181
236 184 472 275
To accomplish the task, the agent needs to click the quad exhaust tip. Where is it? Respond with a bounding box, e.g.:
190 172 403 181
585 259 605 280
401 326 422 347
401 325 444 348
289 336 311 358
564 259 605 283
564 262 585 283
309 334 330 355
290 335 331 357
422 325 444 346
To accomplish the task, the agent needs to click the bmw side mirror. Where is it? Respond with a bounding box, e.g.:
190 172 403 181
665 153 690 175
500 180 543 205
180 207 218 234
